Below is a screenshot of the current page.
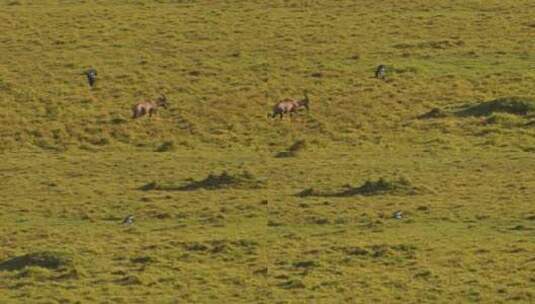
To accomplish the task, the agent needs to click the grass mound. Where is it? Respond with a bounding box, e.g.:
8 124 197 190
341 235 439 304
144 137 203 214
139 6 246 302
275 140 306 158
456 97 535 117
0 251 73 271
139 171 264 191
297 177 420 197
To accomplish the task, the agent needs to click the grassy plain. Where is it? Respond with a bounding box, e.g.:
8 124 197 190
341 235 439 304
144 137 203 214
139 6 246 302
0 0 534 303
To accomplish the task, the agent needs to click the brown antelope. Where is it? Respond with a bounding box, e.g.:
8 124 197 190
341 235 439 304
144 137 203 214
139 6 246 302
268 91 310 119
132 94 168 119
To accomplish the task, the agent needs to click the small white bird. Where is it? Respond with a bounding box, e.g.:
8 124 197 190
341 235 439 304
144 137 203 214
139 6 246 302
122 215 134 225
85 68 97 88
392 210 403 219
375 64 387 80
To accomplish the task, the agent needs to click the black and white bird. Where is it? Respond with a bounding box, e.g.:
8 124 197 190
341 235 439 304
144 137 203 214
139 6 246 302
375 64 386 80
392 210 403 220
85 68 97 88
122 215 134 225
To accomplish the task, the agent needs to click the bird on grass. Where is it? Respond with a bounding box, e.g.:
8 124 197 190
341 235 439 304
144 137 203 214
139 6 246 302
122 215 134 225
375 64 387 80
392 210 403 220
84 68 97 88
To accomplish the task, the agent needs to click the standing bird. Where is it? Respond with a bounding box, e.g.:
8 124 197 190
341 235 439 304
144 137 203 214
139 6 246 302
375 64 386 80
84 68 97 88
122 215 134 225
392 210 403 220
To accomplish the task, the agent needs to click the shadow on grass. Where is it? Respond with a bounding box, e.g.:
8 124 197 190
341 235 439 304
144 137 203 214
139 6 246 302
419 97 535 120
296 177 422 197
139 171 264 191
275 139 306 158
0 251 73 271
455 97 535 117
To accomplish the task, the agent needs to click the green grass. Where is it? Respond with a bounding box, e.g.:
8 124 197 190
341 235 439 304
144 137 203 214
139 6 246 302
0 0 534 303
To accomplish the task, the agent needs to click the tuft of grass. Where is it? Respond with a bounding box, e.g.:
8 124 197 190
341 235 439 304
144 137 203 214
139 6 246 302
155 140 176 152
293 260 319 269
485 113 525 127
131 256 155 264
278 279 306 289
115 275 143 286
110 117 128 125
344 247 370 256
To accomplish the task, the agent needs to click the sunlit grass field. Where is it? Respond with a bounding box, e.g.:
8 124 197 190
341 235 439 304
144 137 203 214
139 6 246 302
0 0 534 303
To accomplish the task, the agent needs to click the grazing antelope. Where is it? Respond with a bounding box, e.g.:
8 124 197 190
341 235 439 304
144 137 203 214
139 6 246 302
85 68 97 87
268 91 310 119
132 94 168 119
375 64 386 80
